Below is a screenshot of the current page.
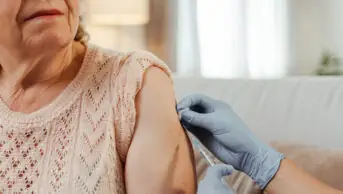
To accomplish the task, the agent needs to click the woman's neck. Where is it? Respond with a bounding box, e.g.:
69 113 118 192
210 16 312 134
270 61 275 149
0 42 78 93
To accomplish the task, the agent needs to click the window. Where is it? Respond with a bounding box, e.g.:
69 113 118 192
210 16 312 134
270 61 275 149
176 0 289 78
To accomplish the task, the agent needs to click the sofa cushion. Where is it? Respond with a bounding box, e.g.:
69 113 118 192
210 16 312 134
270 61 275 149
174 77 343 148
195 143 343 193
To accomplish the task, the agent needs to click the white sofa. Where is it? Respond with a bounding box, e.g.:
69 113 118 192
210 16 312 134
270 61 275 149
173 76 343 193
174 76 343 148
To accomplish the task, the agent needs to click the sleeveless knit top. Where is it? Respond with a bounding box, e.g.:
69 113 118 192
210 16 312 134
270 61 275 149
0 45 171 193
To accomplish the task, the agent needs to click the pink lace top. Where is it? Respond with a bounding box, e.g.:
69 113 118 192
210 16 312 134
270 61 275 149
0 45 171 193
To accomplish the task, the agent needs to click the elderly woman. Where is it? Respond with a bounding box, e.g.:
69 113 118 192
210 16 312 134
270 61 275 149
0 0 196 193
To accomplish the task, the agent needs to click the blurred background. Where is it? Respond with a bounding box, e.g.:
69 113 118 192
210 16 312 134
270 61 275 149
80 2 343 188
82 0 343 78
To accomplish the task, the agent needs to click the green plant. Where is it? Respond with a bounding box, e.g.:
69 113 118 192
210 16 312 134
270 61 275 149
316 51 343 75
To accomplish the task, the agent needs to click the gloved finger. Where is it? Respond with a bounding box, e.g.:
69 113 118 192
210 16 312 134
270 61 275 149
208 142 241 169
179 109 215 130
181 120 239 166
177 94 215 112
196 136 240 168
182 121 212 142
204 164 234 181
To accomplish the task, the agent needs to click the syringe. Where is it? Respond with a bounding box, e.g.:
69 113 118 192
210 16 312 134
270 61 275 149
190 136 216 166
180 121 216 166
181 121 232 189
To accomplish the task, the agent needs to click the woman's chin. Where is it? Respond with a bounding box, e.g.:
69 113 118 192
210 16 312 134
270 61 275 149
24 32 73 53
22 20 75 53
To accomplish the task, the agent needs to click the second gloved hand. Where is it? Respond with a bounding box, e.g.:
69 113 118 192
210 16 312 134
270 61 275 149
198 164 236 194
177 94 284 189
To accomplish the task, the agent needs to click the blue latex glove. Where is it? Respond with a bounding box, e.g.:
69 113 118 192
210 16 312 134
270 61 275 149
198 164 236 194
177 94 284 189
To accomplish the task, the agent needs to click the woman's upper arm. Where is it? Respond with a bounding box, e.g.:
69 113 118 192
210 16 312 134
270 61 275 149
125 67 196 194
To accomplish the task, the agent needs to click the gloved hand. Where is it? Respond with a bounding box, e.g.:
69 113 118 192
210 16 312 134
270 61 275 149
177 94 284 189
198 164 236 194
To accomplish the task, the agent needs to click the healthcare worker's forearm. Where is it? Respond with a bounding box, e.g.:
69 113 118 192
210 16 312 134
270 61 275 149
266 159 343 194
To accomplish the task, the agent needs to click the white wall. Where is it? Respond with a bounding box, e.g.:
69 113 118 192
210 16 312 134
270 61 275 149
324 1 343 58
81 0 149 51
86 25 147 51
288 0 343 75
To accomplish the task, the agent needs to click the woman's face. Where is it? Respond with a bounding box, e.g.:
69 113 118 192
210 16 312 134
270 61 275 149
0 0 80 56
